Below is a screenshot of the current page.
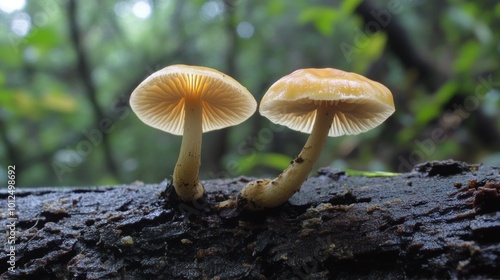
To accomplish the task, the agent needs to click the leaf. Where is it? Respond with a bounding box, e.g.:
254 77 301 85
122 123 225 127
41 92 77 113
267 1 285 15
453 41 480 73
345 169 400 177
299 7 339 37
339 0 363 15
298 1 362 37
97 176 120 185
351 32 387 73
397 81 459 144
236 153 292 174
12 91 42 119
414 81 458 126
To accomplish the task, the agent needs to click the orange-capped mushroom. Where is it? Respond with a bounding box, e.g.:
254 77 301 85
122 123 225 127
239 68 395 210
130 65 256 202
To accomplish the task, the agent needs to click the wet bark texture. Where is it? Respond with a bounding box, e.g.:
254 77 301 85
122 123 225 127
1 160 500 279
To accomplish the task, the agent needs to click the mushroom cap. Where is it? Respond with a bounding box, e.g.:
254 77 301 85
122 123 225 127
259 68 395 136
130 65 257 135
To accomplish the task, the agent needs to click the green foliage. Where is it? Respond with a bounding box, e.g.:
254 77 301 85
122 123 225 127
0 0 499 187
299 7 339 37
423 82 458 123
453 41 480 73
350 32 387 73
299 0 362 37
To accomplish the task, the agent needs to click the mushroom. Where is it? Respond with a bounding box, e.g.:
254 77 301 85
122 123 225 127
238 68 395 210
130 65 256 202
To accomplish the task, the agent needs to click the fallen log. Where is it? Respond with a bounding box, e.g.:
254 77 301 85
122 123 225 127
1 160 499 279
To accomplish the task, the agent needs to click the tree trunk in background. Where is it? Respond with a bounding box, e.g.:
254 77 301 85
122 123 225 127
1 160 499 279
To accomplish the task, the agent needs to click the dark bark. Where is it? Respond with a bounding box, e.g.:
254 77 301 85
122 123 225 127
1 160 499 279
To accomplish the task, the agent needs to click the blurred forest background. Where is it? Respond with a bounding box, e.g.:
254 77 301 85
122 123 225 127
0 0 499 188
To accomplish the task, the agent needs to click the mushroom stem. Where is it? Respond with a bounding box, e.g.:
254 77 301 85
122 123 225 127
172 98 204 201
240 105 334 210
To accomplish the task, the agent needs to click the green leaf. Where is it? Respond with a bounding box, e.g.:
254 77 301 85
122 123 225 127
236 153 292 174
298 1 362 37
345 169 401 177
24 28 60 50
396 126 415 145
267 1 285 15
12 91 43 119
97 176 120 186
351 32 387 73
414 81 458 126
41 91 77 113
339 0 363 15
0 89 16 113
398 81 459 144
453 41 480 73
299 7 339 37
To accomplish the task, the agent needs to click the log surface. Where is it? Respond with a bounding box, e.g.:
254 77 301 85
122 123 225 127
1 160 500 279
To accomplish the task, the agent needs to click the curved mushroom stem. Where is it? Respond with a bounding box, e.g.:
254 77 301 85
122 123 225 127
172 99 204 201
239 105 334 210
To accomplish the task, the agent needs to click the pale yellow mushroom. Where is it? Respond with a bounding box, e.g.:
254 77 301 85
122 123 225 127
130 65 256 202
239 68 395 210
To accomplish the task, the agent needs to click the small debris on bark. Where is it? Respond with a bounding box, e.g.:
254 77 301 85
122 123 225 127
411 159 473 177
